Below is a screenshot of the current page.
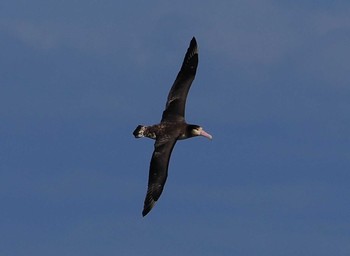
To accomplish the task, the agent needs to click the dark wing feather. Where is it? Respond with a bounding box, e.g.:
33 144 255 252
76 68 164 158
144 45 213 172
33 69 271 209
142 138 177 216
162 37 198 121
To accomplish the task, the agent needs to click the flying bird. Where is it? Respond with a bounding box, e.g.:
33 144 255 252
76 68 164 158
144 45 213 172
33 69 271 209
133 37 212 217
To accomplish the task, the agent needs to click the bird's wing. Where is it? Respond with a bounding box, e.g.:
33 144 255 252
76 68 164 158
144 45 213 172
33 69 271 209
142 137 177 216
162 37 198 122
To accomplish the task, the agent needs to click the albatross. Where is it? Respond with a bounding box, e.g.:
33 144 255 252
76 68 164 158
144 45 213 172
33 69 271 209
133 37 212 216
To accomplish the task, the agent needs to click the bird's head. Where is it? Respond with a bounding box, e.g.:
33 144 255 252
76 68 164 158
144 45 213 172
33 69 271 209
188 125 212 140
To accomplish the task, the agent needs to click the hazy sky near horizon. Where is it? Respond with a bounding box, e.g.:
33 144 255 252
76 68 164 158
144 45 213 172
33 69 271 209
1 1 350 255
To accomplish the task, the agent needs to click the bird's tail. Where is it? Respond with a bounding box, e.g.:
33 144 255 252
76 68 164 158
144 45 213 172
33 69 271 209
133 125 146 138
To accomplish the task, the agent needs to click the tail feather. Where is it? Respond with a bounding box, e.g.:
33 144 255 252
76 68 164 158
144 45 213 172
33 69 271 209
133 125 145 138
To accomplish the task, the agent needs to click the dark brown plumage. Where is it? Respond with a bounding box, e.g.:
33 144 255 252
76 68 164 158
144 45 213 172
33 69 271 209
133 37 212 217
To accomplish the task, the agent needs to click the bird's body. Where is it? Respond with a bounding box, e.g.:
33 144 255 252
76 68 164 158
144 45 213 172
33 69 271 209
133 37 212 217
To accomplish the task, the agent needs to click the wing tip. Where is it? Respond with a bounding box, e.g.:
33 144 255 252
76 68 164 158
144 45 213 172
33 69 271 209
142 209 150 217
191 36 196 43
142 199 156 217
189 36 198 54
182 36 198 68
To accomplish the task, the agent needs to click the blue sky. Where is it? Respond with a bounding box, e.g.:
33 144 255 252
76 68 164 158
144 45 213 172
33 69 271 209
1 1 350 255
